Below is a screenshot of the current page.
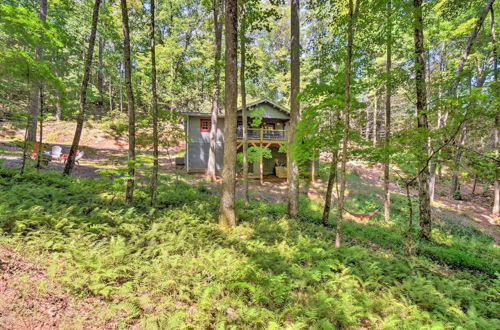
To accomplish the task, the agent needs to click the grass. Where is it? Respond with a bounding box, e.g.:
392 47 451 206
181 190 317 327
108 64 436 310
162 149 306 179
0 167 499 328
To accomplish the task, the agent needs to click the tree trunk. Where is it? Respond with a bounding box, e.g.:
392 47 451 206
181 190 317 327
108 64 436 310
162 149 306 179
449 0 495 96
336 0 357 248
64 0 102 175
491 7 499 219
372 94 378 146
27 0 47 142
120 0 136 204
119 63 123 113
207 0 223 182
219 0 238 228
240 11 249 202
97 34 105 117
108 79 113 112
36 87 44 169
413 0 431 240
322 150 338 224
450 130 467 199
150 0 159 206
287 0 300 218
383 0 392 224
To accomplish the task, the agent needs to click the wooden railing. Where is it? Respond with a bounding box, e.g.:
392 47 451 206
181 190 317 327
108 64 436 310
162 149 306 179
237 128 287 141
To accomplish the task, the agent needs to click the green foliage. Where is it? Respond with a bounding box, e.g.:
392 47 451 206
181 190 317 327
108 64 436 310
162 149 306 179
0 168 498 328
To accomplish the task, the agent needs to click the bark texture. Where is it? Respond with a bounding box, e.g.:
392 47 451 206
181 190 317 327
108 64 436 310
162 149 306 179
413 0 431 240
219 0 238 228
287 0 300 218
150 0 159 206
121 0 136 204
207 0 223 182
64 0 102 175
27 0 47 142
322 151 338 224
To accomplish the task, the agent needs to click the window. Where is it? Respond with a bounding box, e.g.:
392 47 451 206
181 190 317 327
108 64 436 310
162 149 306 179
200 119 211 132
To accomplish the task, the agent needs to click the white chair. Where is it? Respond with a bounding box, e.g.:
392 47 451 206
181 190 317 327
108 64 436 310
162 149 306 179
74 150 84 164
50 146 62 160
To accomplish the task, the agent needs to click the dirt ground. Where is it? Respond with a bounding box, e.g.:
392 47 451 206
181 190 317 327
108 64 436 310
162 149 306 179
0 247 119 329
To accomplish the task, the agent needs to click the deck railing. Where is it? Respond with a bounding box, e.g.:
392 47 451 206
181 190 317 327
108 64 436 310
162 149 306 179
236 128 287 141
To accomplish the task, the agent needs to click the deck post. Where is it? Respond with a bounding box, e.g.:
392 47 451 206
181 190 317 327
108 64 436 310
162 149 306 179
260 141 264 184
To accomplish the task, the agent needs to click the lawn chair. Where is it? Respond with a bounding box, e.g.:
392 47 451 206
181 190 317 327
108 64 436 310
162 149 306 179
30 143 42 159
74 150 84 164
50 146 62 161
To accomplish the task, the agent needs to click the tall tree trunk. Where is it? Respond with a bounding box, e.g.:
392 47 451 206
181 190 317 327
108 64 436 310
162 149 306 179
27 0 47 142
64 0 102 175
287 0 300 218
219 0 238 228
491 7 499 219
336 0 357 248
449 0 495 96
383 0 392 224
121 0 136 204
97 35 105 117
109 79 113 112
207 0 223 182
150 0 159 206
240 10 249 203
413 0 431 240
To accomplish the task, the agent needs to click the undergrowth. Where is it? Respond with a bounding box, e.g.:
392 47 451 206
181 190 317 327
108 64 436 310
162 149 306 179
0 168 498 328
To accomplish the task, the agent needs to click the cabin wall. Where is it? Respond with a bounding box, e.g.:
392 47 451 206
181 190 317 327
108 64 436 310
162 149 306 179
186 116 224 172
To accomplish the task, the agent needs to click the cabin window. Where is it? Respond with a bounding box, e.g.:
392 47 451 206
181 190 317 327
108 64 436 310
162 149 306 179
200 119 211 132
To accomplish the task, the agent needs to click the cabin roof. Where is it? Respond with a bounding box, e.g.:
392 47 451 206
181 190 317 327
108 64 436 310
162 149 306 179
181 99 289 119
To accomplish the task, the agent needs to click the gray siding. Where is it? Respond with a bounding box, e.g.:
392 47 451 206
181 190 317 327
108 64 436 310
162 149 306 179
186 116 224 171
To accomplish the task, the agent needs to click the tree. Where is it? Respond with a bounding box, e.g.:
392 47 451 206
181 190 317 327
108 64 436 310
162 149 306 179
121 0 136 204
63 0 102 175
413 0 431 240
219 0 238 228
240 8 249 202
287 0 300 218
491 7 499 219
27 0 47 143
207 0 223 182
150 0 159 206
336 0 358 248
383 0 392 224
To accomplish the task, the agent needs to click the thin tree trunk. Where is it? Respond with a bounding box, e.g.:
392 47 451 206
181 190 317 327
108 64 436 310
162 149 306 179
322 150 338 224
150 0 159 206
491 7 499 219
336 0 357 248
109 79 113 112
373 94 378 146
207 0 223 182
413 0 431 240
97 36 105 117
287 0 300 218
219 0 238 228
383 0 392 224
449 0 495 96
27 0 47 142
36 87 44 169
121 0 136 204
64 0 102 175
450 130 467 199
119 63 123 113
240 10 249 202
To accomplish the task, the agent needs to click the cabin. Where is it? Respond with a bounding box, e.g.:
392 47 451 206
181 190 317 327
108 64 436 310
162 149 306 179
182 99 291 177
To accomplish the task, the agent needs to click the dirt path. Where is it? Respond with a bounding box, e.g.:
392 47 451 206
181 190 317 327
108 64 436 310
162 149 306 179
0 247 118 329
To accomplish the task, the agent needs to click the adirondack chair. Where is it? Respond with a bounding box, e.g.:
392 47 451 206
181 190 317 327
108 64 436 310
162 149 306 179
50 146 63 161
30 143 42 159
74 150 84 164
